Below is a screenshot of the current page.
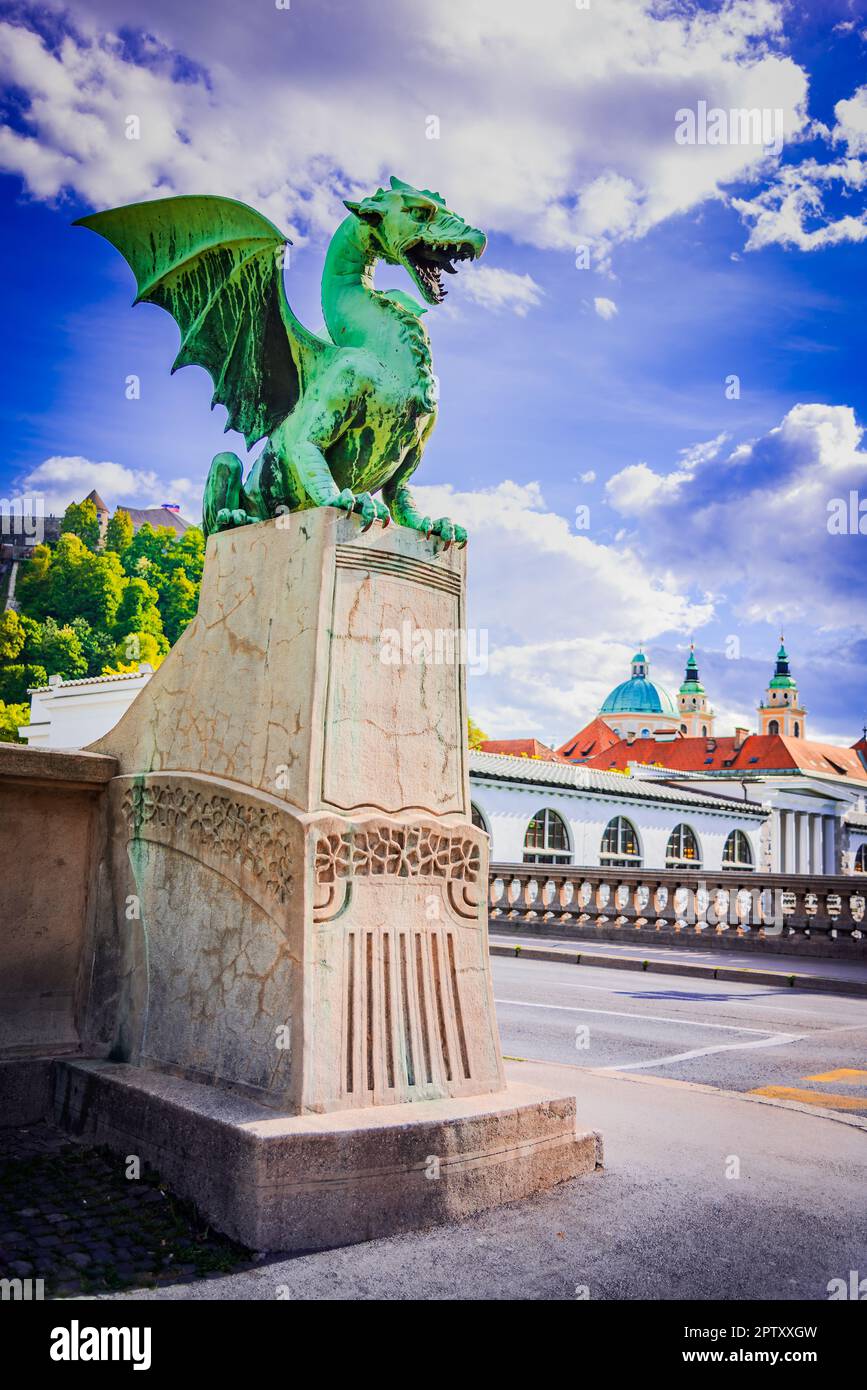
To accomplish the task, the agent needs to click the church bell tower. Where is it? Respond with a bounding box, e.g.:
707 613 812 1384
758 638 806 738
677 644 715 737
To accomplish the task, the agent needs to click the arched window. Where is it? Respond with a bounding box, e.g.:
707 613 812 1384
666 823 701 867
680 723 687 734
723 829 753 870
854 844 867 873
768 719 779 736
641 727 650 739
600 816 641 867
701 724 708 737
470 803 489 837
523 809 570 865
794 721 800 738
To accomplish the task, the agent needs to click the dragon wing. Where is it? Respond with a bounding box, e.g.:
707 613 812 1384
75 194 329 448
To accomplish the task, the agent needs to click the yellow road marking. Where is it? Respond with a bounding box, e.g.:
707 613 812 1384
749 1085 867 1110
803 1068 867 1083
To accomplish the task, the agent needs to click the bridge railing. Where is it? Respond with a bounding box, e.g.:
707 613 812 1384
488 863 866 942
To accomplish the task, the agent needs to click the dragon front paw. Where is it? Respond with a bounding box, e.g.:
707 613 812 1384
334 489 391 530
422 516 467 550
215 507 257 532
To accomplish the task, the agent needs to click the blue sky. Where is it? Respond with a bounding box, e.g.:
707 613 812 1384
1 0 866 744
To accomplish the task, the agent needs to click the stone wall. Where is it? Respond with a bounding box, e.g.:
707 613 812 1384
0 744 116 1062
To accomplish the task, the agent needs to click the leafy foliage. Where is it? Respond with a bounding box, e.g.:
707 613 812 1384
105 507 134 556
468 716 489 750
60 498 101 551
0 501 205 739
0 700 29 744
0 664 48 704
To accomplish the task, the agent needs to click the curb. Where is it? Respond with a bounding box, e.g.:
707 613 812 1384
503 1058 867 1134
490 940 867 999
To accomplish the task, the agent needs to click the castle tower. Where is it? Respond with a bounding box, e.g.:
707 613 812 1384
677 643 715 737
84 488 110 546
758 637 806 738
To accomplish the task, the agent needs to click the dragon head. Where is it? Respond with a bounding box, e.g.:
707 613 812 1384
343 175 486 306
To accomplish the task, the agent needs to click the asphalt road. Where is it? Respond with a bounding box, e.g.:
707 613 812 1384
492 952 867 1107
106 953 867 1301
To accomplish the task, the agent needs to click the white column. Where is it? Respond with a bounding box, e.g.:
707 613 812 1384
783 811 796 873
810 816 823 876
823 816 837 874
800 811 811 872
772 810 783 872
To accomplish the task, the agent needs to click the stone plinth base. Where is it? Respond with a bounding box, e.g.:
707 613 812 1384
53 1060 601 1252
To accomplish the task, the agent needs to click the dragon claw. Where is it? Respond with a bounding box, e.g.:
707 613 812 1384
334 489 356 513
425 516 465 549
215 506 255 532
334 490 391 529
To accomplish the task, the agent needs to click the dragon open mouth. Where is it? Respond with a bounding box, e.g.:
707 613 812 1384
405 239 477 304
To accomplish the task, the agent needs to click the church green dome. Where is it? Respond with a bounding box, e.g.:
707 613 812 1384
600 650 678 717
600 679 678 716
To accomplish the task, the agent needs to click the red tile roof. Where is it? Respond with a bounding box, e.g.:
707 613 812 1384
556 717 623 763
579 732 867 781
478 738 569 763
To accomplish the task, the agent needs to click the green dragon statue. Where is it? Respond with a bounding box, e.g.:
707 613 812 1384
75 177 486 546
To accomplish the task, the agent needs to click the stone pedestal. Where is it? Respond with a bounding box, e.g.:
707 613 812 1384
76 510 598 1248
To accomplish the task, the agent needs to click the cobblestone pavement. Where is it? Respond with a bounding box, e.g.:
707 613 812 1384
0 1122 255 1298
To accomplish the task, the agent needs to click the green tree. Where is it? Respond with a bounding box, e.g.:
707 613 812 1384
105 507 134 557
468 717 489 750
0 609 26 661
60 498 101 551
0 700 29 744
14 543 53 619
46 534 124 628
125 523 179 582
29 617 88 679
114 576 165 641
165 527 205 586
161 567 198 644
103 630 167 673
69 616 118 677
0 665 47 704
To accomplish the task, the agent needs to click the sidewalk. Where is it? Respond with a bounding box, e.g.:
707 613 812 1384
99 1058 867 1300
490 932 867 998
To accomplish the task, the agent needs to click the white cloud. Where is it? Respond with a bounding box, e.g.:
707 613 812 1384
412 478 712 739
606 432 728 511
580 470 596 483
458 266 544 316
16 455 163 515
731 157 867 252
593 297 618 320
833 84 867 155
606 404 867 628
730 81 867 253
0 0 813 263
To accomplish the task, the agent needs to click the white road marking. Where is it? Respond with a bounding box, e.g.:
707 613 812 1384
600 1034 805 1072
493 997 792 1036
